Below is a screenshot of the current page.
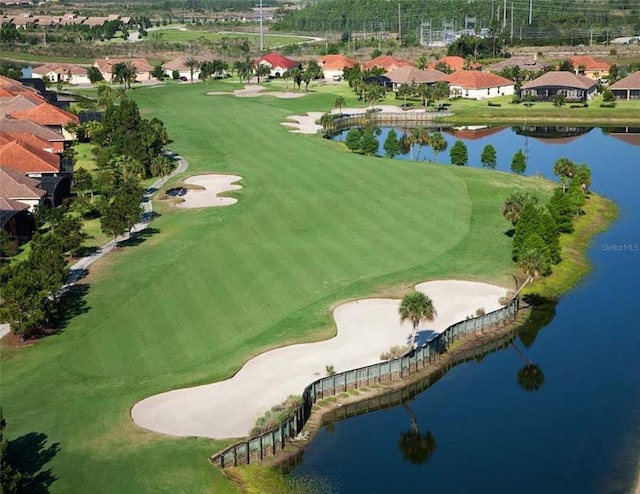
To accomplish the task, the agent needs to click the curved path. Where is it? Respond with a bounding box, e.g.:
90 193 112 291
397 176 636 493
63 153 189 287
1 154 189 340
131 280 507 440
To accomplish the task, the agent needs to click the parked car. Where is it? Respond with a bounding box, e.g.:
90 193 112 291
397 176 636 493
332 74 342 82
179 76 188 82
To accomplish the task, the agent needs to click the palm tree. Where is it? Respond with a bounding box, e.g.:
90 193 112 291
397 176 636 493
399 291 437 346
365 84 386 110
255 63 270 83
185 57 199 83
334 96 346 115
398 401 437 465
553 157 577 193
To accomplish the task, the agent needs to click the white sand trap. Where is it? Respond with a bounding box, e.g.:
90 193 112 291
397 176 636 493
207 84 305 99
283 105 429 134
131 280 508 439
176 174 242 209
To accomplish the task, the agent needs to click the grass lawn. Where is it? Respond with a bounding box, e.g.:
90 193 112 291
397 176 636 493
0 51 94 66
74 142 97 173
441 94 640 124
148 27 313 47
1 80 554 493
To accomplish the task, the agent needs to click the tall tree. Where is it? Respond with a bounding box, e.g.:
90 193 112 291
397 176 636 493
449 140 468 166
399 291 437 346
518 232 552 278
480 144 497 168
334 96 346 115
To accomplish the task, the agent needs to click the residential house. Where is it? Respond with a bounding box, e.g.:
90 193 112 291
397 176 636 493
609 71 640 100
484 56 548 73
520 71 598 101
162 55 211 80
0 117 67 153
0 167 45 240
0 94 43 118
363 55 414 73
0 136 70 206
0 166 46 213
94 58 153 82
569 55 611 80
317 54 356 80
385 66 446 91
427 55 481 72
443 71 514 99
255 53 300 77
32 63 91 85
9 102 79 139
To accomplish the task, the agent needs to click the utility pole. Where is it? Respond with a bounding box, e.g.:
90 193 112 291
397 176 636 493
590 27 593 46
503 0 507 29
529 0 533 25
511 2 514 39
398 2 402 42
259 0 264 52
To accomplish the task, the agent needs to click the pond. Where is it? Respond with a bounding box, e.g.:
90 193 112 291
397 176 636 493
292 126 640 493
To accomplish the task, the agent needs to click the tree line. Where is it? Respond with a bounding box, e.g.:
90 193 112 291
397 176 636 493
503 158 592 283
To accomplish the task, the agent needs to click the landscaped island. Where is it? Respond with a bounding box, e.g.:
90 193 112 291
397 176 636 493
0 79 616 493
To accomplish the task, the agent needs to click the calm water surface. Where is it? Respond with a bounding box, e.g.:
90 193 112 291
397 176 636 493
292 126 640 493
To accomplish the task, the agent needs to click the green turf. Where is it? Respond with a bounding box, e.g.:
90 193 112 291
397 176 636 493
147 27 313 47
441 93 640 124
0 79 552 493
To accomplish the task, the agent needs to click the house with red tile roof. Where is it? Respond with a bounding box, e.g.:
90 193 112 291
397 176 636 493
443 71 514 99
10 102 79 138
0 117 66 153
609 71 640 100
94 58 153 82
0 137 61 176
428 55 481 72
32 63 91 85
256 53 300 77
317 54 356 80
521 71 597 101
363 55 414 72
569 55 611 80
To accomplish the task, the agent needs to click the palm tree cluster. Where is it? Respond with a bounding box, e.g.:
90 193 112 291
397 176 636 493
111 62 137 89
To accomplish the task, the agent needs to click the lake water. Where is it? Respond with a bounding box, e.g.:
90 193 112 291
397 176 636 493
292 126 640 493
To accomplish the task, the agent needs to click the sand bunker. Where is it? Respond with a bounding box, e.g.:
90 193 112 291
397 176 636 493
176 174 242 209
207 84 305 99
131 280 507 439
282 105 426 134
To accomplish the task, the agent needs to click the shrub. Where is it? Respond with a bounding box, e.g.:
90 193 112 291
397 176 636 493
488 101 502 107
600 102 616 108
249 395 303 436
380 345 411 360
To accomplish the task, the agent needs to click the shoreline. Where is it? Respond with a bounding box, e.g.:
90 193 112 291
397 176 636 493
225 189 619 494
